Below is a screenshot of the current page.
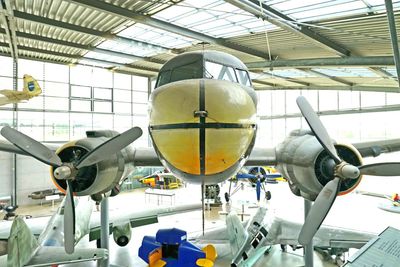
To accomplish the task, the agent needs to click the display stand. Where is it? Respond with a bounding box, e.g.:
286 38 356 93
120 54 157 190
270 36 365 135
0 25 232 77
302 199 314 267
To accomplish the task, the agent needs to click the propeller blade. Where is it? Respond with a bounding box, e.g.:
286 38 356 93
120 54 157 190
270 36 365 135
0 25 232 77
76 127 142 168
64 180 75 254
298 177 341 245
296 96 341 164
1 126 62 167
359 162 400 176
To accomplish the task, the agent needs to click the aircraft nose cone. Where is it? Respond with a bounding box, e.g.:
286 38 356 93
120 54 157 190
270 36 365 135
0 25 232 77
149 79 257 177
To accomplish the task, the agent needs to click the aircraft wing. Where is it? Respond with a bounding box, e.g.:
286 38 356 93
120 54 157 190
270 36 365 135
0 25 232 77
88 203 201 241
0 140 60 155
226 211 248 256
0 216 50 241
24 247 108 267
352 138 400 157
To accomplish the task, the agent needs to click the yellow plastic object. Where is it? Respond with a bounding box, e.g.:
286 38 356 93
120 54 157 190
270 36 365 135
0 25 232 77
202 244 217 261
149 248 165 267
196 258 214 267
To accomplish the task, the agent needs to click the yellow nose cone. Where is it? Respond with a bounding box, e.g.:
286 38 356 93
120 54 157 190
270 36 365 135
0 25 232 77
149 79 256 176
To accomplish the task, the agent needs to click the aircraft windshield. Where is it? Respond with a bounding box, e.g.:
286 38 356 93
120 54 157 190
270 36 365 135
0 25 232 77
156 57 252 88
156 60 203 87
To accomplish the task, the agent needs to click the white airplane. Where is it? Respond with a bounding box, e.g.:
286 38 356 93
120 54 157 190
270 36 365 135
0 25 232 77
1 50 400 255
0 195 200 266
0 75 42 106
192 207 375 267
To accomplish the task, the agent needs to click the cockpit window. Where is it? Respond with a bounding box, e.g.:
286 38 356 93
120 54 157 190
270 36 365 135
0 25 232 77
156 61 203 88
205 61 237 83
236 69 252 87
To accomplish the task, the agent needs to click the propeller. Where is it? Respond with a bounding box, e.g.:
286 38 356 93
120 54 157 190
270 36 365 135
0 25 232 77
296 96 400 245
0 126 142 253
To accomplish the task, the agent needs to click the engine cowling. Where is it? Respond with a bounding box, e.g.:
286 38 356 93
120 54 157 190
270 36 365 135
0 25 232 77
50 136 134 197
113 223 131 247
276 130 363 201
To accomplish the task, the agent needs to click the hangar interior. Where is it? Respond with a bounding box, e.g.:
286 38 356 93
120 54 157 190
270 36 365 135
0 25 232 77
1 0 400 267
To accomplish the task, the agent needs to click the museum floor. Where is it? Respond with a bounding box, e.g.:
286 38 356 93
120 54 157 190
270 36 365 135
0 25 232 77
14 176 400 267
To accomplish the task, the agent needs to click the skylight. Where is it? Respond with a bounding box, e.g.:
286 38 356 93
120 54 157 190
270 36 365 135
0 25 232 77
154 0 277 38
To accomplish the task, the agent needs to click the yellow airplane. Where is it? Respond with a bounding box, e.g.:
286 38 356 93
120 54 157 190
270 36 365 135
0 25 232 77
0 75 42 106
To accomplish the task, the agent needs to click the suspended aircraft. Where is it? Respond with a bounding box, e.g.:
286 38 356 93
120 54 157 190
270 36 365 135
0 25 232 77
0 75 42 106
0 194 200 266
1 50 400 255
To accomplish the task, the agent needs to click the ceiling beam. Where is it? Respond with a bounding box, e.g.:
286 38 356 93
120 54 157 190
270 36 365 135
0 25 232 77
246 56 395 69
225 0 351 56
66 0 269 59
0 0 17 59
385 0 400 87
252 79 280 87
261 72 311 86
254 85 399 93
299 68 354 86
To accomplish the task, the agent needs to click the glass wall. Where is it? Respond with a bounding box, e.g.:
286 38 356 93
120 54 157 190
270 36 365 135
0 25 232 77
0 56 150 205
256 89 400 147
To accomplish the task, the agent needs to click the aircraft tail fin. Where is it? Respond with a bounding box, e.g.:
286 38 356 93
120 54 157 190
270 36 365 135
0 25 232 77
22 75 42 96
7 216 39 267
226 211 247 256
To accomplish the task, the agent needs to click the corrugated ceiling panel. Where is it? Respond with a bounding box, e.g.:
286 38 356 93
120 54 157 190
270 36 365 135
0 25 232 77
18 49 74 63
17 37 83 55
14 18 101 45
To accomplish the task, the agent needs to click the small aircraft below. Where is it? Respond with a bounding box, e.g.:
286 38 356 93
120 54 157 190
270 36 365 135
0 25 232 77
0 195 200 266
140 170 182 189
192 207 375 267
139 228 217 267
356 190 400 213
0 75 42 106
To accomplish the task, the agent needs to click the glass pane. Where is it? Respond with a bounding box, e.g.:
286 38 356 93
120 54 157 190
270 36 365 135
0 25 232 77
236 69 251 86
71 85 91 98
94 88 112 100
17 111 44 141
132 76 148 92
93 68 113 88
44 112 69 142
339 91 360 110
271 91 285 115
114 89 131 102
114 114 132 132
319 90 338 111
257 90 272 116
255 119 272 146
44 62 69 83
45 97 69 111
0 56 13 76
71 99 91 112
70 113 92 139
93 101 112 113
205 61 237 82
271 118 286 145
18 59 44 79
0 110 13 131
361 92 385 107
114 73 131 89
93 113 113 130
44 82 69 97
0 76 13 89
114 102 131 114
17 96 44 110
285 90 301 114
132 91 148 103
133 103 148 115
70 65 92 86
386 92 400 105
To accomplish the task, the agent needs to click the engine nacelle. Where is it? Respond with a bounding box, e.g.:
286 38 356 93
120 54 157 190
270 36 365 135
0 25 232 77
276 130 363 201
50 136 134 197
112 223 131 247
